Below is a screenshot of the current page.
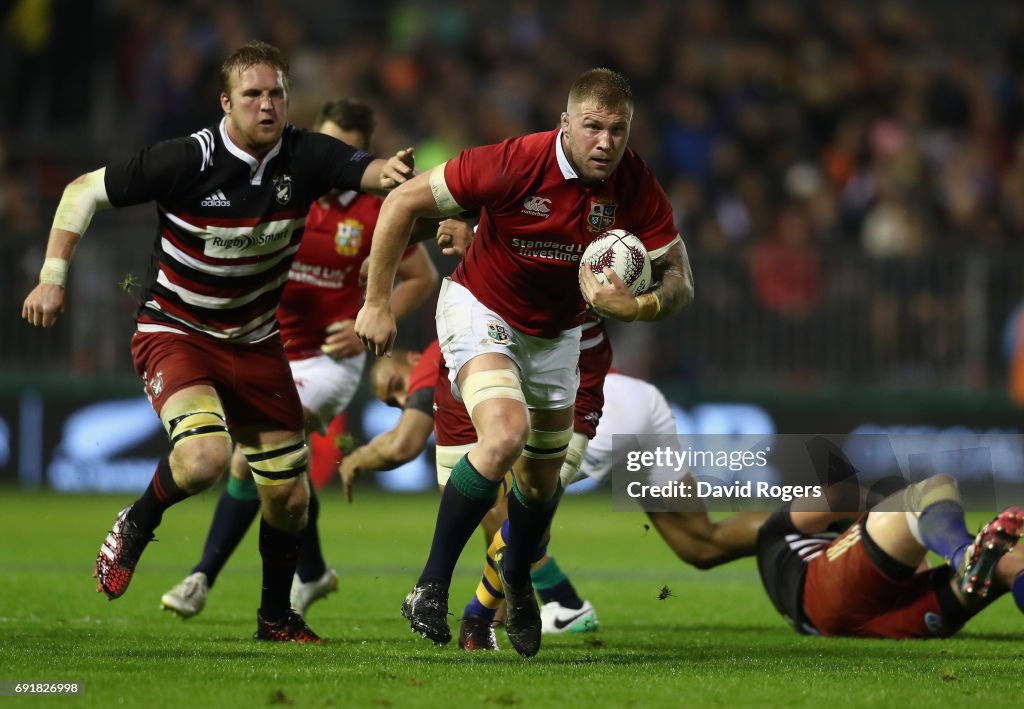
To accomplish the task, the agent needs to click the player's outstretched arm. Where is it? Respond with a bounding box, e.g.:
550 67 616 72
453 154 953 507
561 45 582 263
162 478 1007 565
360 147 416 196
22 169 111 328
648 509 770 570
339 408 434 502
326 245 438 359
356 169 446 356
390 244 439 321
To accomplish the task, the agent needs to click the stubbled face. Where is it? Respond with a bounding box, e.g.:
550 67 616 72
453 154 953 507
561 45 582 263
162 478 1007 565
221 62 287 157
318 120 369 151
560 98 632 183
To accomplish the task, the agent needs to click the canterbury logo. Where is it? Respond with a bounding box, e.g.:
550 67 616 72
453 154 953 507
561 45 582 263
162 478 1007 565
522 195 551 217
201 190 231 207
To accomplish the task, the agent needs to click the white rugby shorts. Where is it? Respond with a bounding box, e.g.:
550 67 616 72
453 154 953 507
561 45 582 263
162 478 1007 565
579 372 677 484
435 278 580 410
289 351 366 434
434 442 476 487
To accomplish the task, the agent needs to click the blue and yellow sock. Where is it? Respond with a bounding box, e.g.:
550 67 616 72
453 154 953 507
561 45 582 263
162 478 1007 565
463 525 507 622
1013 572 1024 614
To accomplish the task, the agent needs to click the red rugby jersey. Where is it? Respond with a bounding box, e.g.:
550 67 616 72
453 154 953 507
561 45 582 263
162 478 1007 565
408 339 443 404
444 129 679 338
278 191 414 360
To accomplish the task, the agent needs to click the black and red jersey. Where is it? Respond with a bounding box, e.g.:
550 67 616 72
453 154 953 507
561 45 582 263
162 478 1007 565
104 117 375 343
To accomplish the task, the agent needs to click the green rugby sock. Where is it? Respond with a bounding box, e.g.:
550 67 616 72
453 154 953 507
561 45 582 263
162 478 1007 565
419 455 501 586
532 557 583 609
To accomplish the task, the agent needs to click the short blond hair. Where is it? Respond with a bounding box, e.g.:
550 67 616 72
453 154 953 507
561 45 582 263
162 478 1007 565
220 40 289 94
567 68 633 114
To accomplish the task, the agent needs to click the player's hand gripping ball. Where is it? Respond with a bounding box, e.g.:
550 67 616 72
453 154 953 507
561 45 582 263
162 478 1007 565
579 229 652 296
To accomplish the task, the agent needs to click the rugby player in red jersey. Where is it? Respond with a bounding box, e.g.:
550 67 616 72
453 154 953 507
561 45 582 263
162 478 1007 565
343 325 766 651
355 68 693 656
159 98 437 622
21 42 414 643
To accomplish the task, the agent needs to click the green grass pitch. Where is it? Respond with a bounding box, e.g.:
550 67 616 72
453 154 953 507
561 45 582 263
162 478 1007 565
1 487 1022 707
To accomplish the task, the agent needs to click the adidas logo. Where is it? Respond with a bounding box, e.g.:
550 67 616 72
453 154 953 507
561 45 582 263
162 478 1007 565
201 190 231 207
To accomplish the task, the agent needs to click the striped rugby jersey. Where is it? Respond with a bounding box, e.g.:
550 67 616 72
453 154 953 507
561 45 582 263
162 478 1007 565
104 117 375 342
757 505 842 634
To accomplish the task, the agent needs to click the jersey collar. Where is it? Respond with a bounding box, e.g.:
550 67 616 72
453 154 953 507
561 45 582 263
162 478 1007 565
555 129 579 181
219 117 283 186
336 190 358 207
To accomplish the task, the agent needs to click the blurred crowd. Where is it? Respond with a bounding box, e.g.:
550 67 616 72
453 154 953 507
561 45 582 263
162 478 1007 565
4 0 1024 388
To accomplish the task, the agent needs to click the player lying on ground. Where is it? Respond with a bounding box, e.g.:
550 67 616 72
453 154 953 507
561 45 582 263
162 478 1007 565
757 474 1024 637
160 98 438 621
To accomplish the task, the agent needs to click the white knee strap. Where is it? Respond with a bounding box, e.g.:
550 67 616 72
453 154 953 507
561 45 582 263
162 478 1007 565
523 426 574 460
460 369 526 417
435 443 475 487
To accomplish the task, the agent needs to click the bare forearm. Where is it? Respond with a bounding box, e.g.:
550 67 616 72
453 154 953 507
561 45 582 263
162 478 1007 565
359 150 415 197
390 277 435 321
45 229 81 260
365 180 441 305
390 247 438 321
347 433 409 474
649 241 694 318
364 212 418 304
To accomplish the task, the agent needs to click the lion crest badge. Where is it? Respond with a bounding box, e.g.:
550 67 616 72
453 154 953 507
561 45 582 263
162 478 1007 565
586 199 617 232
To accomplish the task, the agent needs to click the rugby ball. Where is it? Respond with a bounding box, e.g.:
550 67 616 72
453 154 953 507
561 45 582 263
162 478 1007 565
580 229 652 296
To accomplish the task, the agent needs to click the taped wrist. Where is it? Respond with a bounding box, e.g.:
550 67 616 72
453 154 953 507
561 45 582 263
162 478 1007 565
630 291 662 321
39 257 69 287
558 431 590 487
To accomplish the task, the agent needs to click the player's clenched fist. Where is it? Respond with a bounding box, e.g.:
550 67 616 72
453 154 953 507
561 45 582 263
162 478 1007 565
354 301 397 357
22 284 66 328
